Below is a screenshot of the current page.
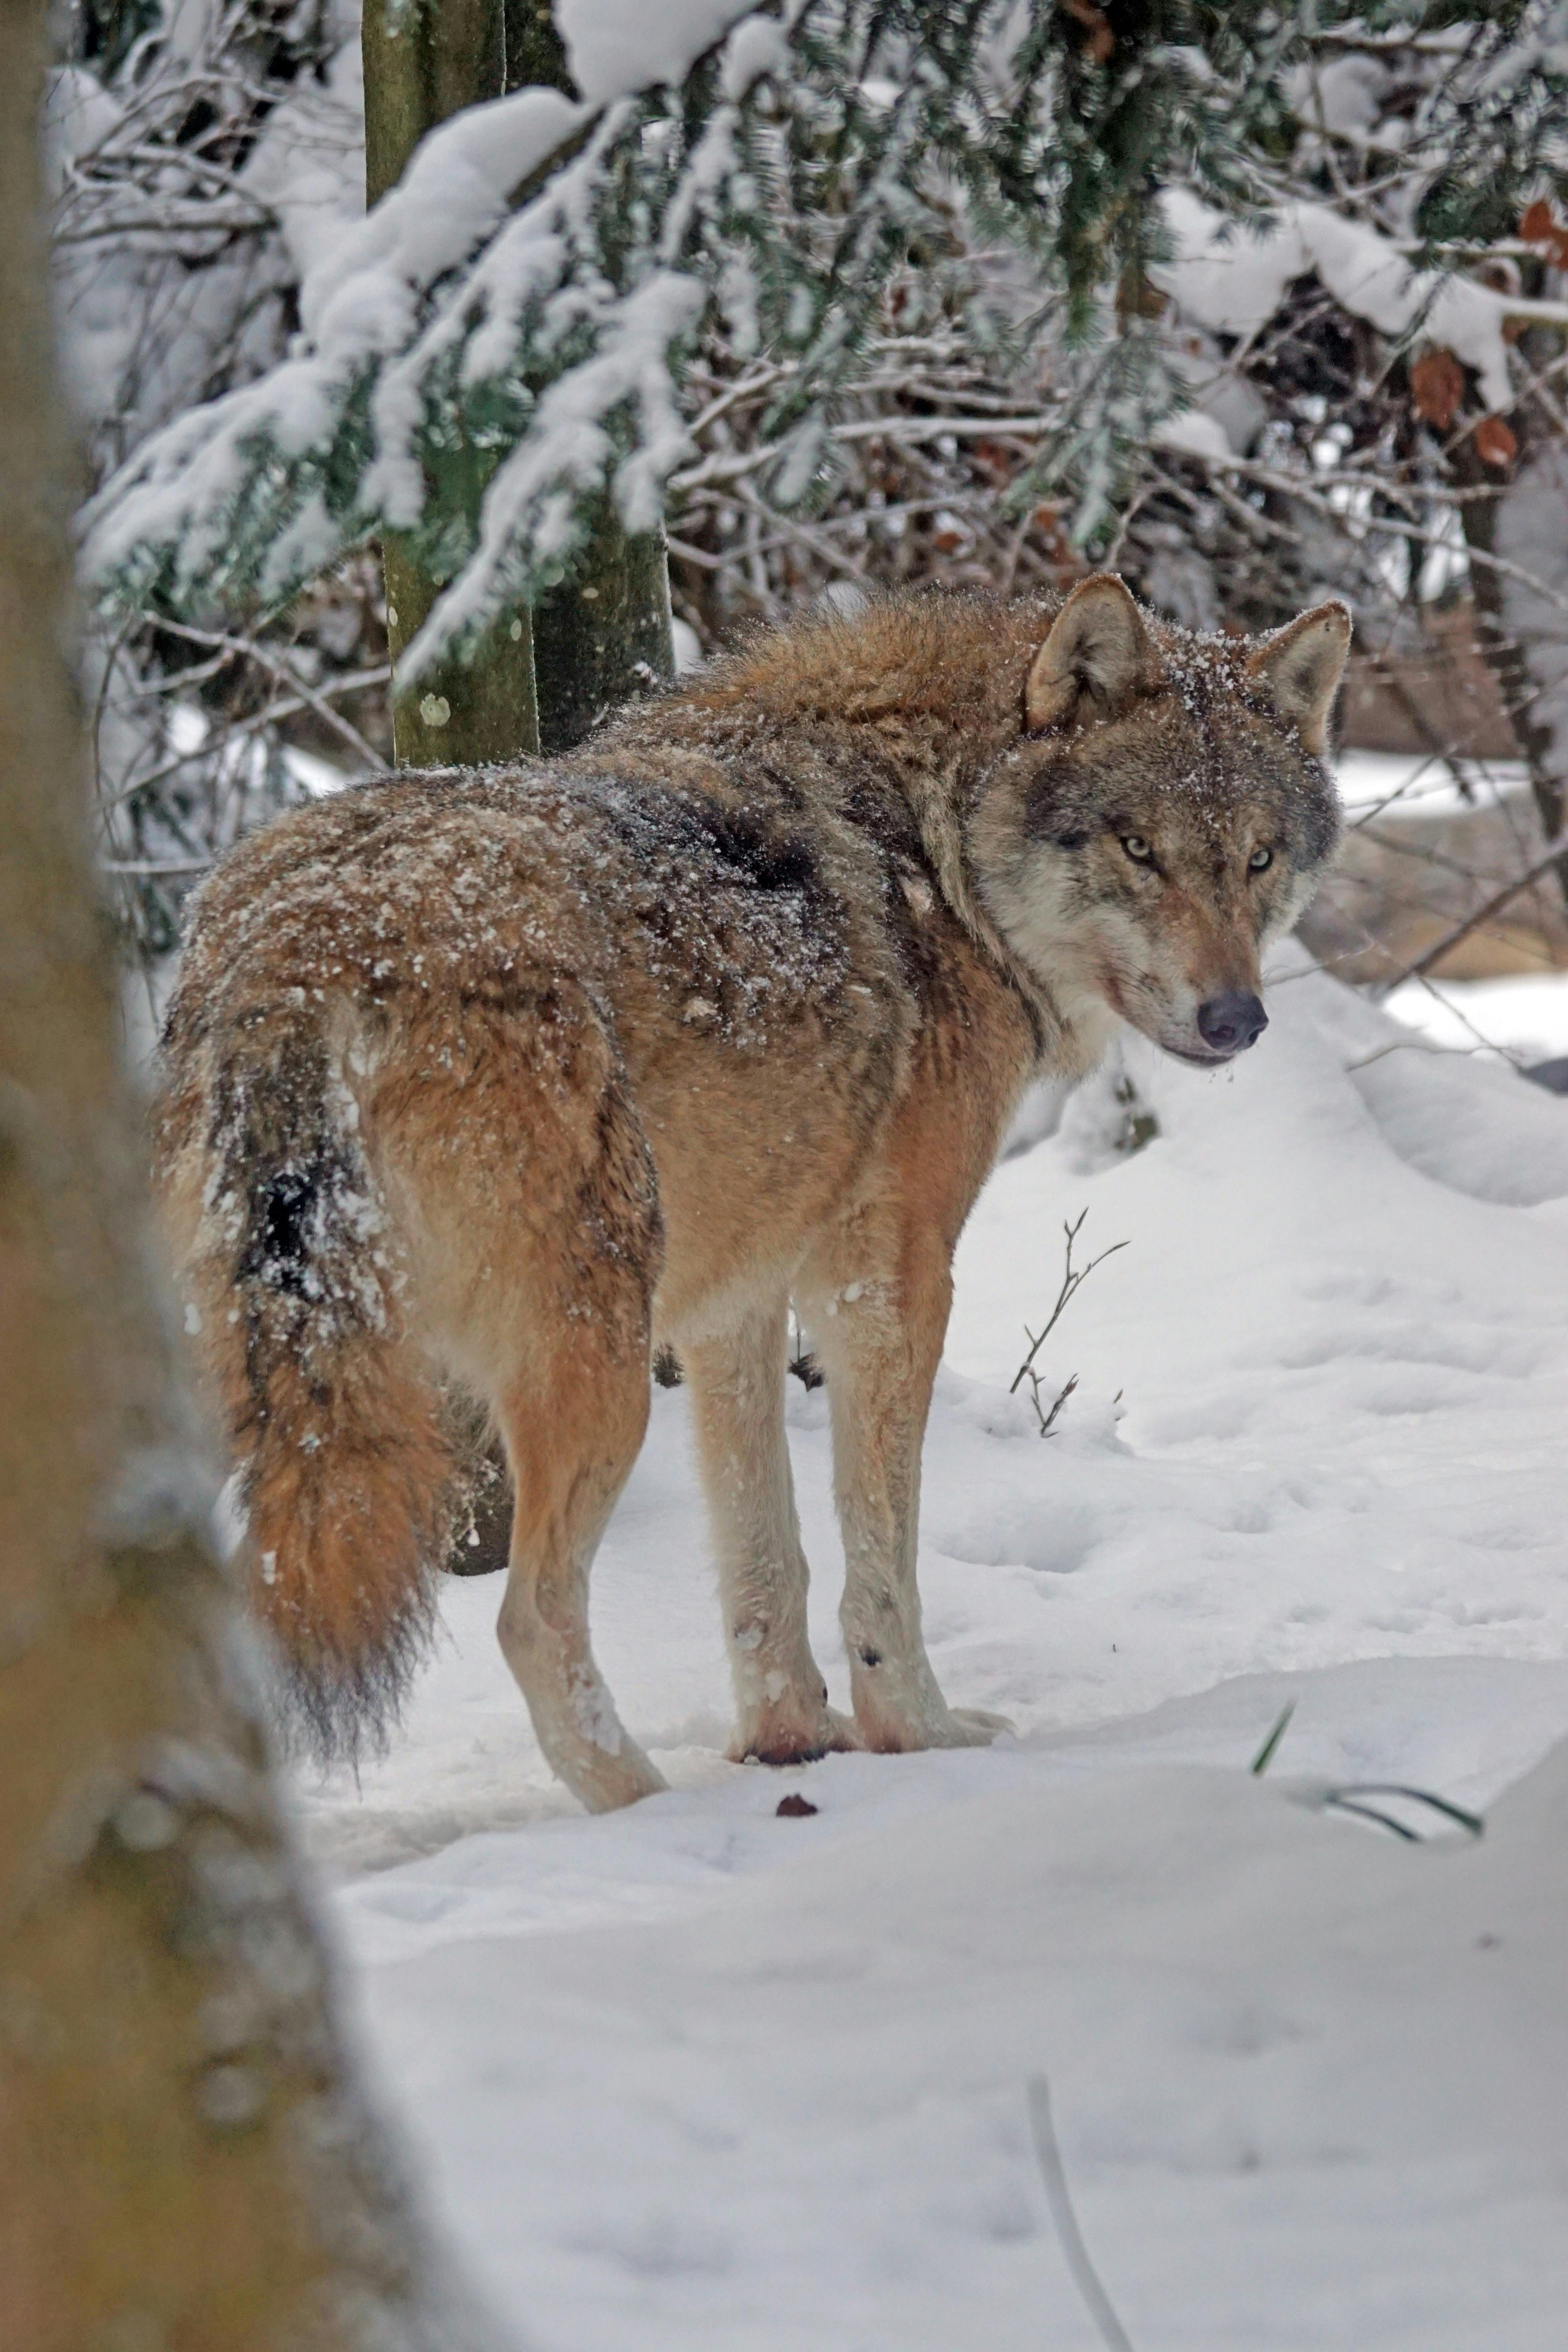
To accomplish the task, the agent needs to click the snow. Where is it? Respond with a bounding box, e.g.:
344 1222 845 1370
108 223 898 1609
670 616 706 674
1151 409 1234 464
1156 191 1568 424
295 961 1568 2347
46 2 365 467
82 12 796 672
1383 972 1568 1067
1285 53 1394 145
338 1725 1568 2351
80 84 588 588
239 31 366 286
557 1 764 104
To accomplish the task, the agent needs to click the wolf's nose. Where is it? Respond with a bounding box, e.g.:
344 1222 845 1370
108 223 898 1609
1196 989 1268 1053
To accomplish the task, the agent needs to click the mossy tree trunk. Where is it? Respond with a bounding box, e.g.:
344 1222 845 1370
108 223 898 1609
363 0 676 766
532 499 677 751
0 8 495 2341
504 0 677 753
364 0 540 766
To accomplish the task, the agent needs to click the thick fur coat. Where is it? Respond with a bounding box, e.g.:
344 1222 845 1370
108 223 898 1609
156 576 1348 1809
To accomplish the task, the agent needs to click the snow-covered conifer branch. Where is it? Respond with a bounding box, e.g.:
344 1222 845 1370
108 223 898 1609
83 1 1399 681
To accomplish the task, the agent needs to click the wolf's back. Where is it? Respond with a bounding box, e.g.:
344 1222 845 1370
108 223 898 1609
158 967 452 1760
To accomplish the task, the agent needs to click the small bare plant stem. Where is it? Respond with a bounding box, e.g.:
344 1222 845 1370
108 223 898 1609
1032 1370 1078 1439
1011 1213 1128 1394
1027 2078 1137 2352
1011 1211 1128 1435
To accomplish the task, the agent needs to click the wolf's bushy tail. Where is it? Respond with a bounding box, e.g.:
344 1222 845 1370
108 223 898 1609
183 1005 454 1761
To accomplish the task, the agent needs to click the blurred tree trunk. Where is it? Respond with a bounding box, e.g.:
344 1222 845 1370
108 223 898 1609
0 7 498 2344
505 0 676 752
363 0 540 766
1454 353 1568 909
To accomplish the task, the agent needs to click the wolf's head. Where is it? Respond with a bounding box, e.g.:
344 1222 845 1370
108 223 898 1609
971 575 1348 1067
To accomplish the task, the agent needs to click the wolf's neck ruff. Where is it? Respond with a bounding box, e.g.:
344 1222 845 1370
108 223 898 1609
897 757 1069 1069
154 579 1347 1810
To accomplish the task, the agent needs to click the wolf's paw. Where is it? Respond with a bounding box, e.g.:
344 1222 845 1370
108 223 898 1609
732 1700 863 1767
567 1743 669 1814
853 1686 1014 1753
937 1705 1014 1747
564 1748 669 1814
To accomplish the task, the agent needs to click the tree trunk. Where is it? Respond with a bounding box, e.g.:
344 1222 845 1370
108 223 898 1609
0 10 498 2343
505 3 677 752
532 500 677 751
1453 349 1568 909
364 0 540 765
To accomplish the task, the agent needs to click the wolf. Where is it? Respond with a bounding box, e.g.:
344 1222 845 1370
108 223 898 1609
156 574 1348 1811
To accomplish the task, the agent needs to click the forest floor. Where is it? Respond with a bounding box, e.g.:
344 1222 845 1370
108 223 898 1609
296 955 1568 2352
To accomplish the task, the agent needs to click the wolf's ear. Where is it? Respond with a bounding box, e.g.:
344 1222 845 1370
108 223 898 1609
1025 575 1159 731
1245 603 1352 755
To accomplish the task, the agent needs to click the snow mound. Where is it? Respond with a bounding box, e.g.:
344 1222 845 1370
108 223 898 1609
339 1706 1568 2351
1350 1033 1568 1207
1279 964 1568 1207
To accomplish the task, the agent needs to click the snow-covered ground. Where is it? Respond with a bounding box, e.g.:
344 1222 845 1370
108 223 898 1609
297 960 1568 2351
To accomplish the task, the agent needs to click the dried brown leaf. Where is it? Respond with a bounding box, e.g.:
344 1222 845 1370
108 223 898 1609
1410 347 1465 430
1474 415 1518 470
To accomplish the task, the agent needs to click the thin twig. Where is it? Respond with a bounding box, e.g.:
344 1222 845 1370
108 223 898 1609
1010 1211 1128 1436
1324 1784 1484 1840
1027 2078 1137 2352
102 856 219 877
149 617 386 770
1344 1037 1489 1073
1372 819 1568 991
1033 1372 1079 1439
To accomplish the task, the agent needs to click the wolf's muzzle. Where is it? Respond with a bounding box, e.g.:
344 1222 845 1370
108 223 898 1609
1196 989 1268 1054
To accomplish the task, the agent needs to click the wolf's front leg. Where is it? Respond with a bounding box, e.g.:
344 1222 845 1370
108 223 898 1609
805 1240 1010 1754
683 1296 860 1764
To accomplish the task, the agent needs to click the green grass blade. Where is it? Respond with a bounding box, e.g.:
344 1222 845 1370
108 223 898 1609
1250 1700 1295 1777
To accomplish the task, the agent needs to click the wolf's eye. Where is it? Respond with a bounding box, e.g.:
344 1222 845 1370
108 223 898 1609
1121 834 1154 864
1248 846 1274 872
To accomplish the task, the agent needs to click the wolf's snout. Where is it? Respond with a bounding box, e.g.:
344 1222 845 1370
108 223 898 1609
1196 989 1268 1054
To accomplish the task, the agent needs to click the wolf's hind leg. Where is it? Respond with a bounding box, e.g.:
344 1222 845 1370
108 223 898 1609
804 1234 1011 1755
683 1298 860 1766
401 984 666 1813
491 1364 663 1816
494 1327 666 1814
